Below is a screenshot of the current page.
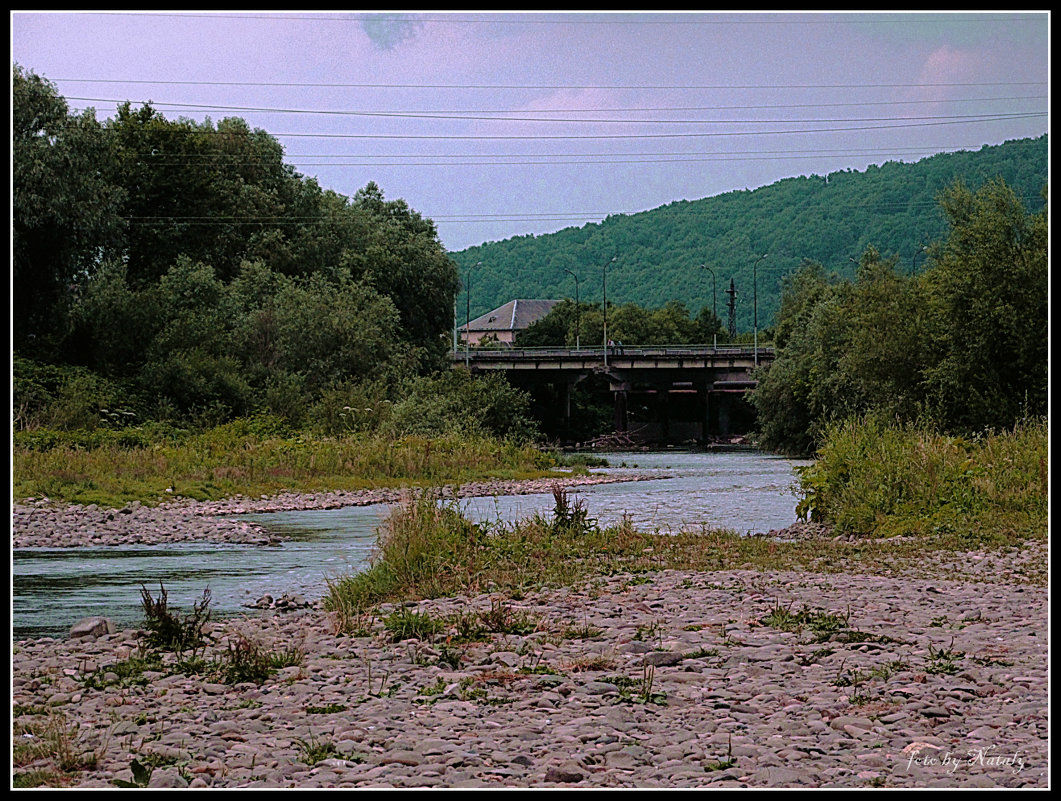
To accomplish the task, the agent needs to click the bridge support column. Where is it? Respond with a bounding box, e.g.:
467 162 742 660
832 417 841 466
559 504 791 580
659 389 670 440
717 393 732 437
700 387 711 443
613 390 628 433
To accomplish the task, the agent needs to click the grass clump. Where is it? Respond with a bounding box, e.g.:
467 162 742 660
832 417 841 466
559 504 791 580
217 633 302 685
139 582 211 659
383 606 443 642
795 416 1047 545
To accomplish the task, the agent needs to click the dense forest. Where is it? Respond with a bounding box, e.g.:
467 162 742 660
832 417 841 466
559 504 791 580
13 66 536 439
451 136 1047 332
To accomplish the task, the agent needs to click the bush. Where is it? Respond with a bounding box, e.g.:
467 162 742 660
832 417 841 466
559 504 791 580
794 416 1047 544
139 583 212 659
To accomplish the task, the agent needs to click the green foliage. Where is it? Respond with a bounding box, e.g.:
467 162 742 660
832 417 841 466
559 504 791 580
386 370 541 443
139 583 212 659
453 137 1047 335
13 68 461 433
752 178 1047 454
112 759 153 788
516 299 723 347
13 65 125 353
218 633 276 685
921 179 1048 432
793 416 1047 543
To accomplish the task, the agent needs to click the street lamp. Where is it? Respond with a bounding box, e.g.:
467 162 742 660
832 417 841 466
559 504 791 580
752 253 767 366
465 261 481 368
602 256 616 367
700 264 717 349
564 268 581 351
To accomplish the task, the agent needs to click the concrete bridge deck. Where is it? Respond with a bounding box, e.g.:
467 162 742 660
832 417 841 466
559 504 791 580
453 345 774 441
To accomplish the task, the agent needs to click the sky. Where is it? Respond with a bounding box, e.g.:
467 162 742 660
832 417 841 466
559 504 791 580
11 11 1050 254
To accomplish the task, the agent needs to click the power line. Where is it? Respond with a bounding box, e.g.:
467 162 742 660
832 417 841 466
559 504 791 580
116 193 1044 226
43 12 1046 26
63 96 1046 126
51 77 1048 91
64 95 1047 117
64 112 1046 140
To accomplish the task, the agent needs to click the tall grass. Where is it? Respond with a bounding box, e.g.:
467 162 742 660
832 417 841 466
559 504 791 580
794 416 1047 544
13 424 556 507
326 487 650 611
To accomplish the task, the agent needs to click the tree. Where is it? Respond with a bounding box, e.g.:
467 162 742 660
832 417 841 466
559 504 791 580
13 65 125 351
921 179 1048 430
340 182 460 371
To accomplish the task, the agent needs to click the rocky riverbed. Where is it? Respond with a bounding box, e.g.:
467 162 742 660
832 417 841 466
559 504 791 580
12 472 651 549
12 539 1048 788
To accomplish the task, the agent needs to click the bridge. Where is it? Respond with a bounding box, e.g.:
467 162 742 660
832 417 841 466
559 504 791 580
454 345 774 443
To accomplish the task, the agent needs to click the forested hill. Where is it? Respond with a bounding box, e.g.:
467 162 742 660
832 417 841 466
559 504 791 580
451 136 1047 331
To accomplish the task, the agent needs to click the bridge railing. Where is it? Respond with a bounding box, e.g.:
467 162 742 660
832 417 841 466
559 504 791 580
452 344 775 360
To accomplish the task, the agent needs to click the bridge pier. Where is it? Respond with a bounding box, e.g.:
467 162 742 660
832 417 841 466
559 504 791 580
613 389 628 433
456 346 771 444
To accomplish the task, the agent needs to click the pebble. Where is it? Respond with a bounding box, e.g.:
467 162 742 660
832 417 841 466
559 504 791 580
10 488 1048 788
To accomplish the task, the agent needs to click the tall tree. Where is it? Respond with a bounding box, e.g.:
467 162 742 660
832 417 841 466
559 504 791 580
921 179 1048 430
13 65 125 352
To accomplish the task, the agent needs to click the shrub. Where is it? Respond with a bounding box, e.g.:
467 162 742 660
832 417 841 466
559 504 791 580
139 583 212 659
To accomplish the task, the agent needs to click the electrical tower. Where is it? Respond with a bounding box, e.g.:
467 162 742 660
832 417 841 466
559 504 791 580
725 278 738 340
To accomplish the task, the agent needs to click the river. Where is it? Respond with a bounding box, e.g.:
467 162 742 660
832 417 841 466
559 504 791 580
12 449 808 640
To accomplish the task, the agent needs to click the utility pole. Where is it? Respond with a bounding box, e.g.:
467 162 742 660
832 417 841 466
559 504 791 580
602 256 616 367
753 253 768 366
726 278 738 341
465 261 481 369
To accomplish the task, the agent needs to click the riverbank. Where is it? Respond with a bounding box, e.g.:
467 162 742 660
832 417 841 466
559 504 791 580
12 540 1047 788
12 471 653 549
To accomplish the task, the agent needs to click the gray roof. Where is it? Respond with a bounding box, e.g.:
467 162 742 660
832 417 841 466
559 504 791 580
467 299 561 332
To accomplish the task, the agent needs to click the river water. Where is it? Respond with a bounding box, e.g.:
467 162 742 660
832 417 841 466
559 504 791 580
12 449 808 640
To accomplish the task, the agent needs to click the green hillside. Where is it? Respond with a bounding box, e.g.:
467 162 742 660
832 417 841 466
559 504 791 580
451 136 1047 332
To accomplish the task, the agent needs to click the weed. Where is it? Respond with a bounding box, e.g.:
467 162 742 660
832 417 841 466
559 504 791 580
294 734 361 766
305 703 348 714
14 711 101 776
269 641 306 670
384 606 442 642
797 647 835 666
606 666 667 705
219 633 275 685
478 599 540 636
434 642 464 669
418 677 449 698
682 647 719 660
634 620 664 646
704 736 737 772
566 651 618 672
78 648 164 690
112 758 153 788
139 582 211 659
926 640 965 675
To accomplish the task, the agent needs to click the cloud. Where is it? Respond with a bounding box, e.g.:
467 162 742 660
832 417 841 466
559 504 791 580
360 14 424 50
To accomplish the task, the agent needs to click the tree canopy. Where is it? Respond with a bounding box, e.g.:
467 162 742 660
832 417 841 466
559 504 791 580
13 66 468 432
750 179 1048 455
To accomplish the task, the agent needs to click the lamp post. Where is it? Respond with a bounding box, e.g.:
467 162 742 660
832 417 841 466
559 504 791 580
564 268 581 351
465 261 481 369
752 253 767 366
602 256 616 367
700 264 717 349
